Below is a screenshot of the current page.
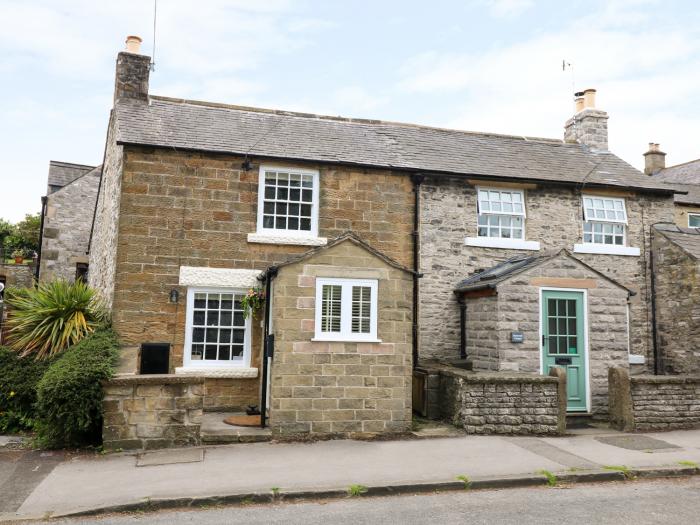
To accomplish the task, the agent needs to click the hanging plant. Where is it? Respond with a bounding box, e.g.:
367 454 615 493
240 287 265 319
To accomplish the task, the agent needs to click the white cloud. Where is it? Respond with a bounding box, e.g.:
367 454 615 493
397 3 700 170
480 0 534 18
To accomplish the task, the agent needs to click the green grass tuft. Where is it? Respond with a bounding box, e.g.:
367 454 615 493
537 469 558 487
347 484 368 497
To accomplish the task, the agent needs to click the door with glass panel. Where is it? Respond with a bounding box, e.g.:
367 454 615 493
541 290 587 412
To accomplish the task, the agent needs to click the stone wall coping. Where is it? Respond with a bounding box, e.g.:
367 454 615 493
631 375 700 385
416 363 558 384
103 374 205 386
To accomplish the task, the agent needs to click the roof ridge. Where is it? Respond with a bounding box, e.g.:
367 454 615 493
49 160 96 169
147 95 566 145
662 157 700 171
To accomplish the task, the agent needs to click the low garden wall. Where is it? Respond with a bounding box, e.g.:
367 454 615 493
609 367 700 431
415 363 565 435
103 375 204 450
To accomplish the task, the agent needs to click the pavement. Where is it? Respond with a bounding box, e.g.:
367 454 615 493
2 426 700 522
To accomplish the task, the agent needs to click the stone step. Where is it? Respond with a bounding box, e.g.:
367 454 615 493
200 411 272 445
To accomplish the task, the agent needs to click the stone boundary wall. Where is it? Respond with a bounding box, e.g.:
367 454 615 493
416 363 565 435
103 375 204 450
609 367 700 431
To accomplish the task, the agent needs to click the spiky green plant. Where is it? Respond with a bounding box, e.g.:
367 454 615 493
4 280 108 359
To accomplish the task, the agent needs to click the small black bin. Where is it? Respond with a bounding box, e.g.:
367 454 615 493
140 343 170 374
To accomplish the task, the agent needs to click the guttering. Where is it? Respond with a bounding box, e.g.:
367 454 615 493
34 195 48 284
115 140 680 197
259 266 278 428
649 227 662 375
456 293 467 360
411 173 425 369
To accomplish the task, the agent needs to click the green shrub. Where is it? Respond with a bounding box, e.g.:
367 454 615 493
0 347 53 432
5 280 108 360
35 329 119 447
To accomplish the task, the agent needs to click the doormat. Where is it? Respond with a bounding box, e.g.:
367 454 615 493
595 435 680 451
223 415 261 427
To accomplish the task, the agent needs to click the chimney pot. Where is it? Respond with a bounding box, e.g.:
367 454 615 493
125 35 143 54
574 97 585 113
583 88 596 109
643 142 666 175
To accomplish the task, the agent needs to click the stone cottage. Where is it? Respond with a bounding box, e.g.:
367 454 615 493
650 223 700 375
38 161 101 282
88 37 679 442
646 146 700 228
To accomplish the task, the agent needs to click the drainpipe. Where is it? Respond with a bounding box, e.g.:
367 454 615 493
411 173 425 369
649 228 662 375
456 293 467 360
259 266 278 428
34 195 48 285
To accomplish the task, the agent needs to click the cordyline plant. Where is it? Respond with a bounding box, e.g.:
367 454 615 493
4 280 108 360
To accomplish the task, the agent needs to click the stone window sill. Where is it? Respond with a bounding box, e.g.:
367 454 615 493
629 354 646 365
465 237 540 251
573 244 640 256
311 338 383 343
175 367 258 379
247 232 328 246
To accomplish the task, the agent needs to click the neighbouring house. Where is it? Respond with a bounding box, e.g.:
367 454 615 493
89 37 679 446
38 161 101 283
645 144 700 228
651 223 700 375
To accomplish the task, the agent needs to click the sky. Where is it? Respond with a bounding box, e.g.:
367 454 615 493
1 0 698 222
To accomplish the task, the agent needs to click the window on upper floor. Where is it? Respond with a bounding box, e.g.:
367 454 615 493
477 188 526 240
581 196 627 246
314 278 378 342
689 213 700 228
256 166 319 237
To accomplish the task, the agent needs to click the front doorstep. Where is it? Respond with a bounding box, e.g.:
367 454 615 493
200 412 272 444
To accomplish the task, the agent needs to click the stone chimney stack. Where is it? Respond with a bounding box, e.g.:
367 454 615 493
643 143 666 175
114 35 151 104
564 88 609 151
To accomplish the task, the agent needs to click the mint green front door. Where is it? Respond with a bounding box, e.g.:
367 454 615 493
542 290 587 412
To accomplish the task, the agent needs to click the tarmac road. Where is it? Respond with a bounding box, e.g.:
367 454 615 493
39 477 700 525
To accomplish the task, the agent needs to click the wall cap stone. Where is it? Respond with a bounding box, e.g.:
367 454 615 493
631 375 700 384
104 374 205 386
416 363 558 384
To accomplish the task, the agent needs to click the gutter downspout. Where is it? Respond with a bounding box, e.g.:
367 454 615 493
259 266 278 428
411 173 425 369
34 195 48 285
649 228 661 375
456 293 467 360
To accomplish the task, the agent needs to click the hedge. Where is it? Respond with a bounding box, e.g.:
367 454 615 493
35 329 119 448
0 347 53 433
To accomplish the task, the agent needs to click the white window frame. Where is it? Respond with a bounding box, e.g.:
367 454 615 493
689 213 700 228
465 187 540 251
574 195 640 256
255 165 320 239
313 278 380 342
183 286 252 369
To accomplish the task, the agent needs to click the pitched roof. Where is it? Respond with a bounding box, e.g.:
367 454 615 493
272 232 414 274
653 223 700 259
47 165 102 196
454 249 632 294
113 97 677 194
652 159 700 205
47 161 96 193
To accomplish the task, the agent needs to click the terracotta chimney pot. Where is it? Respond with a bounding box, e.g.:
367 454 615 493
125 35 142 54
583 88 596 109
